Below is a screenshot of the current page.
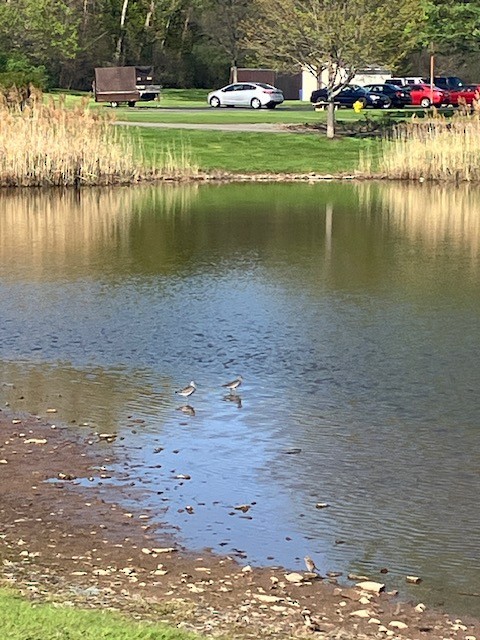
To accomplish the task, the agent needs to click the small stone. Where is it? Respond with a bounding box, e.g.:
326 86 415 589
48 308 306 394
315 502 330 509
98 433 117 442
359 596 371 605
406 575 422 584
151 547 176 554
415 603 427 613
242 565 253 573
348 573 369 581
350 609 372 618
368 618 381 625
175 474 191 480
255 594 283 603
23 438 47 445
356 581 385 594
234 504 251 512
285 572 305 583
389 620 408 629
188 584 204 593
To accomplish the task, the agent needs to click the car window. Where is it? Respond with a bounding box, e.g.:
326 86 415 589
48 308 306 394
223 85 236 92
242 84 256 90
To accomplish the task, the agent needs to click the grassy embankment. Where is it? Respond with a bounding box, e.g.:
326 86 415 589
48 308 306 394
101 89 480 180
5 88 480 181
0 588 197 640
51 88 387 175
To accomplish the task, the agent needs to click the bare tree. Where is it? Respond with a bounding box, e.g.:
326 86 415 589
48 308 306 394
248 0 424 137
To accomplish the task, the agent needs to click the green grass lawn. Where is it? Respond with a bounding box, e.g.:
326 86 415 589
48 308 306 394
0 589 198 640
132 127 379 174
49 88 404 174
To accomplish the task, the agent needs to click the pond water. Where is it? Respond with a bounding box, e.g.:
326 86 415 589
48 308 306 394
0 182 479 616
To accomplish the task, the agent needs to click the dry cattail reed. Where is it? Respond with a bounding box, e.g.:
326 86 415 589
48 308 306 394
0 91 197 186
371 102 480 182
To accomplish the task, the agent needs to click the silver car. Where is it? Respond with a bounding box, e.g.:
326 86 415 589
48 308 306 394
207 82 284 109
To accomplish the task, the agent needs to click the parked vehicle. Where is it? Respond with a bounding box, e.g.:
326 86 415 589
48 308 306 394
310 85 390 108
448 84 480 106
387 77 423 87
94 66 161 107
363 83 412 107
404 83 450 107
422 76 465 91
207 82 284 109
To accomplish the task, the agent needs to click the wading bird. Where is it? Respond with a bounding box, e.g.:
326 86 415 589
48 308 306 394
175 381 197 398
222 375 242 392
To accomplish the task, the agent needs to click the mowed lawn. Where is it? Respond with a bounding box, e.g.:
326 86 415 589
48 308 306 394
51 89 406 174
132 126 377 174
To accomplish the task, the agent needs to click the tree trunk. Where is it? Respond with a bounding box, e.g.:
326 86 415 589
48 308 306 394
145 0 155 28
231 63 238 83
115 0 130 64
327 99 335 138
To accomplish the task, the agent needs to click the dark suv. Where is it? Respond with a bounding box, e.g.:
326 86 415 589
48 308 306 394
310 84 390 108
422 76 464 91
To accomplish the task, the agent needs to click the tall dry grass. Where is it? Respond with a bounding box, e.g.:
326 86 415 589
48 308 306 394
366 103 480 182
0 91 198 186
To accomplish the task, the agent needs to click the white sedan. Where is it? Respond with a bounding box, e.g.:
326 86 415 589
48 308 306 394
207 82 284 109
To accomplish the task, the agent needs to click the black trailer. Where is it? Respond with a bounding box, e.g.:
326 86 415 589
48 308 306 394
94 66 161 107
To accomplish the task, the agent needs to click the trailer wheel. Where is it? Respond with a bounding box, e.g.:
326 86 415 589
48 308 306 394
128 101 136 107
110 101 119 108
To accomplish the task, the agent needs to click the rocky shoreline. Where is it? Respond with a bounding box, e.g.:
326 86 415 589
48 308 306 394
0 408 478 639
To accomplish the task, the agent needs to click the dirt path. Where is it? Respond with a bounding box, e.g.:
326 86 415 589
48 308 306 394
0 408 479 639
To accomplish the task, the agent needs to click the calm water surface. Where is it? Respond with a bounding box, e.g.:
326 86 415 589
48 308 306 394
0 182 479 615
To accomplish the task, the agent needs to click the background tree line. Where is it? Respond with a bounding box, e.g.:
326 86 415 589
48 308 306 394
0 0 479 91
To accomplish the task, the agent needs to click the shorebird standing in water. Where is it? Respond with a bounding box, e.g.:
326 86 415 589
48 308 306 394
222 375 243 392
175 381 197 398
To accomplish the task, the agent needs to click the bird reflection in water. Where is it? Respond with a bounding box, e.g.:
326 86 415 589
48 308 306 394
223 392 242 408
176 404 196 416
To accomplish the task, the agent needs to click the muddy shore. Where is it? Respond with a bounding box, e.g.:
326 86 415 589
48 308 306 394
0 408 478 639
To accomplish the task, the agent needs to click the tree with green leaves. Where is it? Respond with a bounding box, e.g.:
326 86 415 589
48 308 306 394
199 0 253 82
421 0 480 53
248 0 426 137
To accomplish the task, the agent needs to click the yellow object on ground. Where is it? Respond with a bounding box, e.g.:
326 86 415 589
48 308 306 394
353 100 364 113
